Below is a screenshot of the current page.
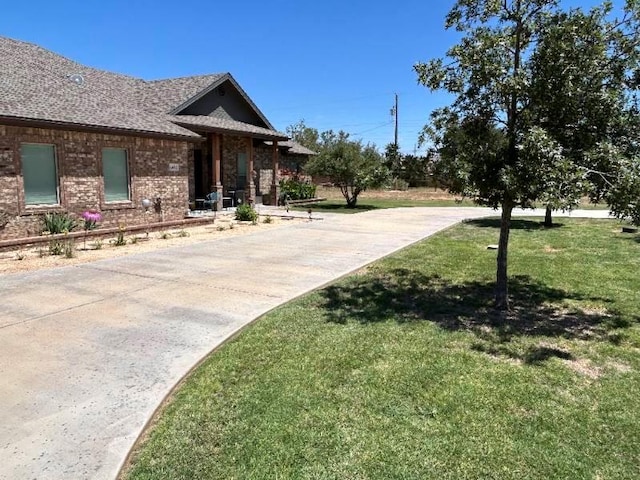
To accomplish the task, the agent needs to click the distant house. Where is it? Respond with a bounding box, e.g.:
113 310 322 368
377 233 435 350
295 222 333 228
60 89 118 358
0 36 315 241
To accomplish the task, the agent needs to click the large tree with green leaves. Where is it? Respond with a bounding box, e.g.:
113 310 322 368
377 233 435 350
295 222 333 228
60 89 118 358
305 131 388 208
415 0 640 309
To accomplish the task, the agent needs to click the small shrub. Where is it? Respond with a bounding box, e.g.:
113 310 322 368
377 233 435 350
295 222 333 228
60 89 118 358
49 239 64 256
159 232 171 240
15 251 25 261
217 225 226 232
64 240 75 258
130 237 138 245
177 230 190 238
112 226 127 246
229 222 235 230
263 215 273 224
93 239 103 250
43 212 77 235
235 204 258 222
279 176 316 200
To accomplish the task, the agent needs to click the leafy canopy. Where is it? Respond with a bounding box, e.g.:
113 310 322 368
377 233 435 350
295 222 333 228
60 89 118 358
414 0 640 308
305 131 388 208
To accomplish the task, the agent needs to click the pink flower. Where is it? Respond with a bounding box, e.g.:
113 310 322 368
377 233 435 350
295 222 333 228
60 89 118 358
82 210 102 223
82 210 102 232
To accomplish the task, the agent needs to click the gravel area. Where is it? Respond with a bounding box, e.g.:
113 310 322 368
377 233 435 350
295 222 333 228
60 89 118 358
0 213 299 275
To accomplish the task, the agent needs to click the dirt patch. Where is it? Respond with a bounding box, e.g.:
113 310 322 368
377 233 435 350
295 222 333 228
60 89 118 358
607 361 632 373
563 358 603 379
0 214 299 275
543 245 562 253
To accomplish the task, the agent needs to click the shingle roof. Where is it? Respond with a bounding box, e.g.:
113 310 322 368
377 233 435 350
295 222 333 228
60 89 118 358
0 37 200 138
0 37 292 142
140 74 226 114
264 140 318 155
279 140 318 155
170 115 288 140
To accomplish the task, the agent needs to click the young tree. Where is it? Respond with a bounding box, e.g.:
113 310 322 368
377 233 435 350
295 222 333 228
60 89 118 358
305 131 388 208
415 0 640 310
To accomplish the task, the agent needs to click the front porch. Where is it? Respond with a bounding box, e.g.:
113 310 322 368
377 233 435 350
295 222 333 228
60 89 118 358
188 132 287 211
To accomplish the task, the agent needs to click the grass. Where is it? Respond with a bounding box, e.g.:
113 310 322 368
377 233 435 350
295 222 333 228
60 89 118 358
123 218 640 480
294 197 477 212
292 187 610 213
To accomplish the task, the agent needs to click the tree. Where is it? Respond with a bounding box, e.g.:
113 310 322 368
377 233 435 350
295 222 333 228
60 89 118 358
415 0 640 310
286 120 320 152
527 5 638 225
384 143 433 187
305 131 388 208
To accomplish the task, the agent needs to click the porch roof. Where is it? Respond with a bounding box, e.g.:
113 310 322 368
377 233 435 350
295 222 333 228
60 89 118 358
266 140 317 155
170 115 288 141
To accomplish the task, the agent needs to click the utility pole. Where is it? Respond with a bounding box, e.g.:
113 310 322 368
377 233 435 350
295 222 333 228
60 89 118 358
393 93 398 149
390 93 399 149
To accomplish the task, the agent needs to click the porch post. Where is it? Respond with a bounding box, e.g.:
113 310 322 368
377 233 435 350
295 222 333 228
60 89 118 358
246 137 255 204
210 133 223 211
271 140 280 205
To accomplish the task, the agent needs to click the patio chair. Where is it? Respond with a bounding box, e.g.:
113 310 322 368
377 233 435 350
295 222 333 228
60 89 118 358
203 192 219 211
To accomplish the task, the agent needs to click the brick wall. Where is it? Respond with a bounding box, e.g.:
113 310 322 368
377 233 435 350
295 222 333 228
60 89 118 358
0 124 192 240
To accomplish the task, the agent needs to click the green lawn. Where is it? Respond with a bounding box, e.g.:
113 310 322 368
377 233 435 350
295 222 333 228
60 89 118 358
291 195 609 213
293 197 477 213
123 219 640 480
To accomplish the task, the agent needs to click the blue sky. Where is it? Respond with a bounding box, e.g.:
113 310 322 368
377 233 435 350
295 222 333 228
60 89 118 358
3 0 607 154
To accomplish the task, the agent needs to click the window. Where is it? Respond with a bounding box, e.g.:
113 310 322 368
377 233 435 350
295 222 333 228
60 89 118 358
237 152 247 190
102 148 130 202
21 144 59 205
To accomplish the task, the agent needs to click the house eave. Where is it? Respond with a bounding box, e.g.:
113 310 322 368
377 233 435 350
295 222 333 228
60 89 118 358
0 115 204 142
173 121 289 141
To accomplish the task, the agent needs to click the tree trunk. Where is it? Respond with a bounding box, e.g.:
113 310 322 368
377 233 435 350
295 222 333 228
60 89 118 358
544 205 553 227
495 201 514 310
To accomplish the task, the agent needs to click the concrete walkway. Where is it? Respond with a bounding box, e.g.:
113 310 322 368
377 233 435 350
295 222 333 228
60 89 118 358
0 207 612 479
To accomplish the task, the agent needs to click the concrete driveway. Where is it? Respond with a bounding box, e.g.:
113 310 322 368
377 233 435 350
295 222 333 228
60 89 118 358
0 207 612 479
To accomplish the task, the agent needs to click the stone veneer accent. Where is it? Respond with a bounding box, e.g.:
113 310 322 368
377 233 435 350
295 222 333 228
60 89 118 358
0 124 192 240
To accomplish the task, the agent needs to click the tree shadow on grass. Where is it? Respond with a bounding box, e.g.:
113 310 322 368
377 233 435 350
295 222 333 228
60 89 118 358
320 269 634 364
464 218 565 230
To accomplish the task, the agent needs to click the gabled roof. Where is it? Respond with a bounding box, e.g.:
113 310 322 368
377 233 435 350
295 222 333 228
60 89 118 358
140 74 226 115
161 73 277 130
0 36 293 142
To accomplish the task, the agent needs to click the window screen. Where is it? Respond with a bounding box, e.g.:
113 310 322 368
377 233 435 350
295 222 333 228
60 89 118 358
21 144 58 205
103 148 130 202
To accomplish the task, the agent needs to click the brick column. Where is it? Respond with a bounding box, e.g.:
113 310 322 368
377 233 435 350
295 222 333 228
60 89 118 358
271 140 279 205
210 133 223 211
246 137 255 204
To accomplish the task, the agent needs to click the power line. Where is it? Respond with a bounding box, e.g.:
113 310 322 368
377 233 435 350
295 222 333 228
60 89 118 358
352 121 394 136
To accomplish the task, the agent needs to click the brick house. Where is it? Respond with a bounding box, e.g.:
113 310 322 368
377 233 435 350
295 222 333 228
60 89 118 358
0 36 315 241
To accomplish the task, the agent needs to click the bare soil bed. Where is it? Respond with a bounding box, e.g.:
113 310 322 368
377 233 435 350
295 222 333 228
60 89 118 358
0 213 298 275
